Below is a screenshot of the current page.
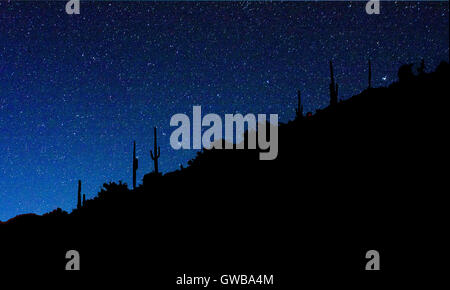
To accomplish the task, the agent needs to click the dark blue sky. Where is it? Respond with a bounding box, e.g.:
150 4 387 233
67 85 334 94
0 1 448 221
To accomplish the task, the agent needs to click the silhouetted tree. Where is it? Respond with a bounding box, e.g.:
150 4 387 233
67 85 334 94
97 181 129 200
43 208 68 217
398 63 414 82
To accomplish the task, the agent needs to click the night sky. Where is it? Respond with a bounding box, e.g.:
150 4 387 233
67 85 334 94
0 1 448 221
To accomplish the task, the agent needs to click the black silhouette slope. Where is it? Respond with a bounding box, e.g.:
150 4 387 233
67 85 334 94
0 61 448 286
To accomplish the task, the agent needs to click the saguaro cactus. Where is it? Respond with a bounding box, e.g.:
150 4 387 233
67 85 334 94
295 90 303 119
150 127 160 174
418 59 425 74
368 59 372 89
329 60 338 106
133 141 139 189
82 194 86 207
77 180 81 210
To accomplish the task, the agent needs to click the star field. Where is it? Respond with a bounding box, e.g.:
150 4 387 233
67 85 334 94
0 1 448 220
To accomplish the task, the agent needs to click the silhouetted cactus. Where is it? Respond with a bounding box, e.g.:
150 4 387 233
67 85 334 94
418 59 425 74
133 140 138 189
82 194 86 207
150 127 161 174
295 90 303 119
77 180 81 210
368 59 372 89
329 60 338 106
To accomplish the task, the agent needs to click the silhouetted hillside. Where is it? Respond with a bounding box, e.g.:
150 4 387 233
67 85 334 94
1 61 448 283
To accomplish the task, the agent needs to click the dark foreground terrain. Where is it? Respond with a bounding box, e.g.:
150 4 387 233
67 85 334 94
1 61 448 287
